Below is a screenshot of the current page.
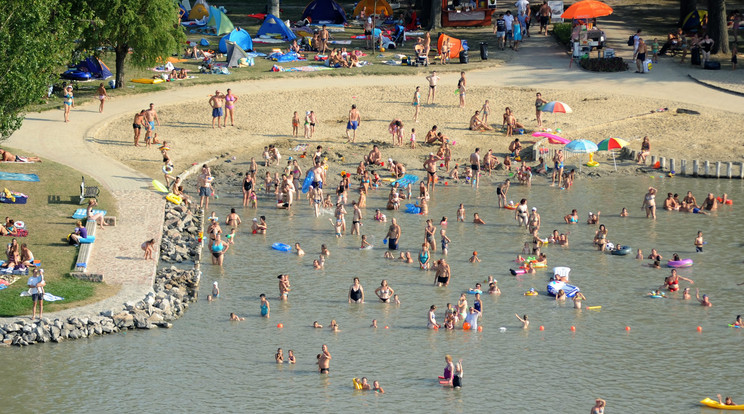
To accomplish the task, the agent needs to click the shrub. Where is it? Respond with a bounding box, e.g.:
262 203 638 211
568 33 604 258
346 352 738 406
579 57 628 72
552 23 572 45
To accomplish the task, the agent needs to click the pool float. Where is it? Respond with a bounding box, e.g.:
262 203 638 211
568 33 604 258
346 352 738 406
532 262 547 268
131 78 165 84
667 258 693 268
165 193 182 205
78 236 96 244
610 245 632 256
524 288 538 296
352 378 364 390
301 170 314 194
586 161 599 167
504 202 517 210
271 242 292 251
437 376 450 385
728 324 742 328
547 280 580 298
61 70 92 81
381 177 395 182
162 165 174 174
649 294 665 299
152 179 169 193
391 174 419 187
467 289 482 294
700 398 744 410
405 203 421 214
510 268 526 276
716 197 733 205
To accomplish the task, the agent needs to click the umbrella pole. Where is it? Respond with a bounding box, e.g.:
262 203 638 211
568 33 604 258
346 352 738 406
612 150 617 171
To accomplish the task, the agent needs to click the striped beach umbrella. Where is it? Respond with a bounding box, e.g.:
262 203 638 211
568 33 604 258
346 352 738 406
540 101 573 129
597 137 629 171
564 139 598 172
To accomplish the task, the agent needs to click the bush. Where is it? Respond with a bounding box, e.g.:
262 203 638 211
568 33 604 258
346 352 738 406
552 23 572 45
579 57 628 72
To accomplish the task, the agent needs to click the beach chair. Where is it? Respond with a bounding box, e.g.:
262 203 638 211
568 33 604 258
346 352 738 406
79 176 100 204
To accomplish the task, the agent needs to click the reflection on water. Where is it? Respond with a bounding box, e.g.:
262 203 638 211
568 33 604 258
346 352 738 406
2 176 743 413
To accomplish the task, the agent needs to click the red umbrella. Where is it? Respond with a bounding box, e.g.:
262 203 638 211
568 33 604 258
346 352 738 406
561 0 613 20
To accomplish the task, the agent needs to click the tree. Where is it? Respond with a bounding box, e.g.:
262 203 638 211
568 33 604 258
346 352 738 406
0 0 88 139
78 0 185 88
427 0 442 30
679 0 696 27
268 0 280 17
706 0 729 54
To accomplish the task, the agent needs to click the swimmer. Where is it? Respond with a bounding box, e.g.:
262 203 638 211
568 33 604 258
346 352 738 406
428 305 439 329
329 319 340 332
717 394 736 406
515 314 529 329
404 252 414 263
375 280 394 302
587 211 600 224
660 269 693 292
374 209 387 222
373 381 384 394
370 319 377 328
440 229 451 255
275 348 284 363
278 274 291 300
695 288 712 307
682 287 691 300
320 244 330 257
457 204 465 222
620 207 629 217
392 294 401 304
647 249 662 261
288 350 296 364
591 398 606 414
469 251 480 263
360 235 371 249
648 289 666 298
260 293 271 317
694 231 704 252
733 315 743 327
212 281 220 298
564 209 579 224
313 259 323 269
383 251 395 259
225 208 241 227
488 282 501 295
229 313 244 321
313 321 323 328
635 249 643 259
349 277 365 303
473 213 486 224
295 242 305 256
573 292 586 309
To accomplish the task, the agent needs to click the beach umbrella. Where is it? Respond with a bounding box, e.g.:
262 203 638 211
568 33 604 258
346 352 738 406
564 139 598 172
597 137 629 171
532 132 571 145
540 101 573 129
561 0 614 19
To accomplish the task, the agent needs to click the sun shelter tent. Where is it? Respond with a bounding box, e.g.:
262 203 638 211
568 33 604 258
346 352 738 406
180 0 191 12
353 0 393 18
206 6 234 35
302 0 347 24
226 42 249 67
437 33 463 59
76 57 113 79
257 14 297 41
219 28 253 53
682 9 707 32
188 1 209 20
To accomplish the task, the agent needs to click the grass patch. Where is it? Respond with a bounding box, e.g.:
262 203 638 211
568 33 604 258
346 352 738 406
27 0 512 113
0 148 118 317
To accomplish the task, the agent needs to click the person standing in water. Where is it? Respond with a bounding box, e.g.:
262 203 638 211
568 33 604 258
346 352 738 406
259 293 270 317
642 187 657 220
318 344 331 373
694 231 704 252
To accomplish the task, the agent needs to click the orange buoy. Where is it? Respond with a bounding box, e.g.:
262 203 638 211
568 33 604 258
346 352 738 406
570 326 576 332
277 323 284 329
477 326 483 332
697 326 702 332
384 326 389 329
625 326 631 331
539 326 544 331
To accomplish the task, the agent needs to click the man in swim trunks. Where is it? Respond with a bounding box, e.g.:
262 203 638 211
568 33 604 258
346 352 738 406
538 1 551 36
197 164 213 210
309 161 325 191
552 150 564 186
508 138 522 157
364 145 382 165
0 149 41 163
425 71 440 104
701 193 718 211
424 125 440 145
209 90 225 129
144 103 160 144
470 148 481 188
132 110 145 146
346 104 361 143
318 344 331 373
386 218 401 250
319 25 330 54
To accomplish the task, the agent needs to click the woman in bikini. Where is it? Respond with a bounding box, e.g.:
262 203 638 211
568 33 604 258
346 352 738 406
63 86 74 123
96 83 108 113
641 187 658 219
660 269 693 292
412 86 421 122
594 224 608 251
375 280 395 302
223 89 238 127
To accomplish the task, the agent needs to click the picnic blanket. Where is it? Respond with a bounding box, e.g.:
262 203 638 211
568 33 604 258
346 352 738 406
0 172 40 182
0 263 29 275
271 65 333 72
72 208 106 219
2 229 28 237
328 40 352 45
269 51 306 62
0 274 20 286
253 38 286 44
20 291 64 302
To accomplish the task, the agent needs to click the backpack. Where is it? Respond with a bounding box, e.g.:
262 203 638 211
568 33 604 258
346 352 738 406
627 35 634 46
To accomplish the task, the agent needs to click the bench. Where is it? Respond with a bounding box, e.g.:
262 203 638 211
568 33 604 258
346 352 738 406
72 220 98 273
79 176 100 204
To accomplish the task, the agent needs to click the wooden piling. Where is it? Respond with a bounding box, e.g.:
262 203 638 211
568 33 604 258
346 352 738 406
693 160 699 176
704 161 710 178
715 161 721 178
727 162 732 179
670 159 676 174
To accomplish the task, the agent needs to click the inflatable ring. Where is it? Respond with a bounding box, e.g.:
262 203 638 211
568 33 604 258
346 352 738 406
586 161 600 167
165 193 182 205
467 289 482 294
271 242 292 252
163 165 174 174
352 378 363 390
14 221 25 229
667 258 693 268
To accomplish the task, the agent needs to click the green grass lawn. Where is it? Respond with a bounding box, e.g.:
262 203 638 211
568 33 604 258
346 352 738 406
27 0 511 113
0 149 118 317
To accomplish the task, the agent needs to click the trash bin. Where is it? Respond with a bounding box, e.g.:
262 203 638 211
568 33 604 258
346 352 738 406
459 50 469 64
480 42 488 60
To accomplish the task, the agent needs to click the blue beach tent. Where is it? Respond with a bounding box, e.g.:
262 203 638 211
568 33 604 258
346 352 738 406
302 0 348 24
76 57 113 80
257 14 297 41
219 28 253 53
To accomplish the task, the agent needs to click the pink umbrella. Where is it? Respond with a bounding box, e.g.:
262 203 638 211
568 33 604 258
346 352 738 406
532 132 571 145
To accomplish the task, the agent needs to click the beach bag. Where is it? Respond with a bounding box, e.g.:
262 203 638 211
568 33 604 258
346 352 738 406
627 35 634 46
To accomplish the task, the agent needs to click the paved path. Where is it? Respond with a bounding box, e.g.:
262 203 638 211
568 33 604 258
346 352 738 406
3 29 739 321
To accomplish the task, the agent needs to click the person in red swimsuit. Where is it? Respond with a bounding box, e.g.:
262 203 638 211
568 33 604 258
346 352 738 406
660 269 694 292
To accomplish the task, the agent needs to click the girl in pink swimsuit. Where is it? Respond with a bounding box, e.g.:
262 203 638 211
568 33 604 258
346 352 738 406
224 89 238 127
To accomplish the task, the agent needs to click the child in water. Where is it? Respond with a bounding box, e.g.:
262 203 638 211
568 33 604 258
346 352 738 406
469 251 480 263
275 348 284 363
360 235 371 249
440 229 451 255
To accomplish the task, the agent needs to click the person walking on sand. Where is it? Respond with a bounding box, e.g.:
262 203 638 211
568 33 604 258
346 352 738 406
346 104 361 143
412 86 421 122
209 90 226 128
538 1 551 36
132 110 146 146
426 71 440 104
223 88 238 127
96 83 108 113
457 72 466 108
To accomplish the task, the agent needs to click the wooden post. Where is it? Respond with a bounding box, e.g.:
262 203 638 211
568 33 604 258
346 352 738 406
727 162 733 179
650 155 657 166
630 150 636 161
740 162 744 179
532 147 537 161
715 161 721 178
704 161 710 177
680 160 687 176
693 160 699 176
660 157 666 170
670 159 676 174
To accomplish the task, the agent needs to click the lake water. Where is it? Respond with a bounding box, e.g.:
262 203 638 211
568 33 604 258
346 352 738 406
2 175 743 413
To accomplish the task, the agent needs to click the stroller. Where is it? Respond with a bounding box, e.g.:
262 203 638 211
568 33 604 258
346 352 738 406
391 25 406 47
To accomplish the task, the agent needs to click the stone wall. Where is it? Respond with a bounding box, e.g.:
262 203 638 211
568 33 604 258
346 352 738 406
160 203 201 263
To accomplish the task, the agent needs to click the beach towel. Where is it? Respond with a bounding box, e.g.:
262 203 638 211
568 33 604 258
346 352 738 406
253 38 286 44
20 291 64 302
328 40 352 45
271 64 333 72
0 172 40 182
3 229 28 237
72 208 106 219
0 264 29 274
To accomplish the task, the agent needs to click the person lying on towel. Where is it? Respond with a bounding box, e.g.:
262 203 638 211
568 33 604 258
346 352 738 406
0 149 41 163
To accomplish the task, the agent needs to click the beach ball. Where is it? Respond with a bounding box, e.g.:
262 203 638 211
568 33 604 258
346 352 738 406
380 47 386 52
556 128 562 133
462 322 471 331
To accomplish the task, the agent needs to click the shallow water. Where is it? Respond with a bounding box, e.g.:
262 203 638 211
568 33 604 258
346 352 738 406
3 175 743 413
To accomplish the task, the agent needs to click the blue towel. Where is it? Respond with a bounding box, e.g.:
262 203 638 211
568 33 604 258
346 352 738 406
72 209 106 219
0 172 40 182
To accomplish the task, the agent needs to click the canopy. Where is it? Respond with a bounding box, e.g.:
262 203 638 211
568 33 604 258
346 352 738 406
437 34 463 59
302 0 347 24
76 57 113 80
565 139 598 153
561 0 613 19
257 14 297 41
540 101 573 113
219 27 253 53
206 6 234 35
353 0 393 17
597 137 629 171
